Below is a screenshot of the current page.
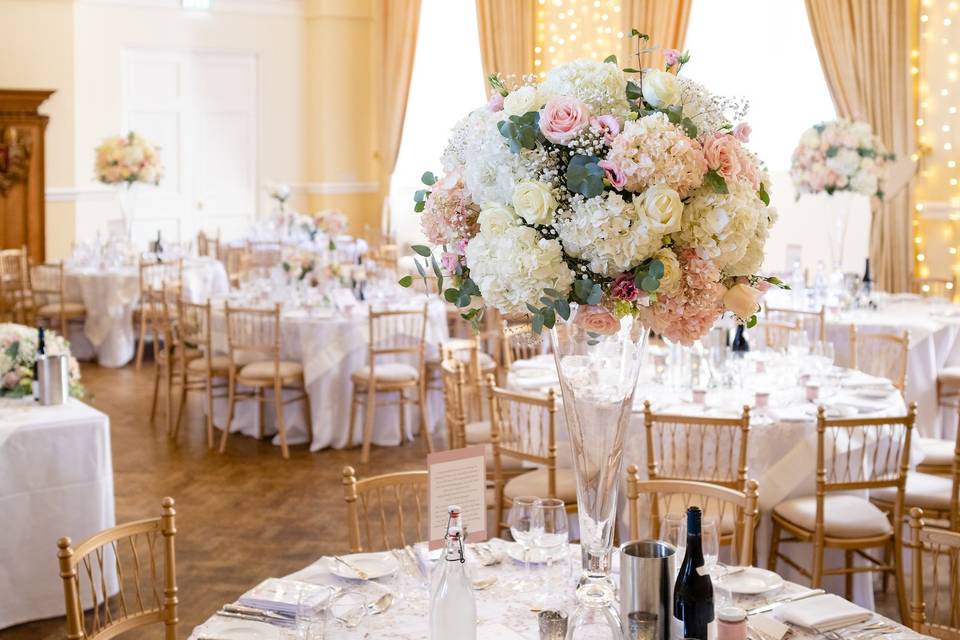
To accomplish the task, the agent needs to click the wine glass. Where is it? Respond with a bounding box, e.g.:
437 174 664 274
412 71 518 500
532 498 569 607
700 517 732 606
508 495 540 591
329 591 367 629
661 512 686 563
296 585 334 639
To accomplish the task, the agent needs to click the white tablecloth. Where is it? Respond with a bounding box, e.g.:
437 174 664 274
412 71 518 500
209 295 449 451
65 257 230 368
0 398 115 629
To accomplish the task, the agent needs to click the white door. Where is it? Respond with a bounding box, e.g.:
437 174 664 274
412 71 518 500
124 49 257 247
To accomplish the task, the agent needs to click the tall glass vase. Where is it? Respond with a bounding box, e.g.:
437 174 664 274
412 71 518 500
116 183 138 242
550 305 648 639
827 190 858 286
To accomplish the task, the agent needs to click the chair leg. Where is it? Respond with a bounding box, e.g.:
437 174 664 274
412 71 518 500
204 376 215 449
418 379 433 453
892 534 909 624
361 382 377 463
811 529 825 588
135 312 147 370
398 389 407 445
767 520 781 571
844 550 853 600
150 360 161 423
220 372 236 454
257 387 266 439
881 543 891 592
274 380 289 460
173 363 188 440
164 352 174 437
347 385 358 447
301 380 313 449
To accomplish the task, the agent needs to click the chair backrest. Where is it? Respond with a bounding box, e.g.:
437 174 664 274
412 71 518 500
31 261 65 304
245 241 284 270
625 470 759 567
222 245 249 287
764 304 826 343
139 258 183 296
500 319 548 369
643 400 751 490
367 306 427 371
762 318 802 352
912 276 957 301
177 296 213 357
224 302 281 366
440 358 468 449
196 231 220 259
0 245 30 320
342 466 428 553
488 375 558 485
909 508 960 639
57 497 177 640
848 326 909 391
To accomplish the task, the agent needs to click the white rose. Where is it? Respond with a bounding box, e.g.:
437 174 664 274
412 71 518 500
826 148 861 176
636 185 682 235
477 202 518 234
512 181 557 225
503 85 539 117
654 248 681 293
800 128 821 148
850 171 878 196
642 69 680 109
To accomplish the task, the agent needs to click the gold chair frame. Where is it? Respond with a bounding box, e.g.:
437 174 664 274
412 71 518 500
908 508 960 638
57 497 177 640
764 304 826 343
31 261 85 337
0 245 32 323
342 465 428 553
134 258 183 370
762 318 803 352
849 326 909 391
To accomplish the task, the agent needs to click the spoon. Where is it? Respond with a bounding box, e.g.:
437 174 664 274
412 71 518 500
367 591 394 614
472 576 498 590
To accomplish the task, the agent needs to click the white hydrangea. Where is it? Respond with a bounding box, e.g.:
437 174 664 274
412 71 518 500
850 170 878 196
538 59 630 117
826 148 861 176
673 184 766 269
726 206 778 276
466 226 574 315
556 192 662 277
676 76 748 134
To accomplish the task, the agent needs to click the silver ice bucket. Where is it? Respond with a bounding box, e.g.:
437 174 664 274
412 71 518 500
619 540 677 640
38 354 69 406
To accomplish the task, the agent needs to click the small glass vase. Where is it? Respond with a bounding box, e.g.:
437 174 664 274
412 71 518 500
549 304 648 639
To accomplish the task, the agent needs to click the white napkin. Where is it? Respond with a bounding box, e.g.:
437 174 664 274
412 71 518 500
773 593 872 631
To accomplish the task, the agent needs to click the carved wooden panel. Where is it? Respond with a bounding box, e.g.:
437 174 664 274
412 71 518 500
0 89 53 262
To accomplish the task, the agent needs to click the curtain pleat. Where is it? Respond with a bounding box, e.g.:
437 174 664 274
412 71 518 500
619 0 692 69
475 0 536 91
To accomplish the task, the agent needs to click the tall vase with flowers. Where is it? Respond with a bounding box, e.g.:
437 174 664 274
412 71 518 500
94 132 163 240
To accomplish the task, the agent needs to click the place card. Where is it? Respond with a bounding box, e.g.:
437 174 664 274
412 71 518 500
750 613 790 640
427 445 487 550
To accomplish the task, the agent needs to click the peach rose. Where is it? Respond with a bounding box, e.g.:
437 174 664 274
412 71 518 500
575 305 621 336
539 96 590 145
723 283 764 319
702 133 742 182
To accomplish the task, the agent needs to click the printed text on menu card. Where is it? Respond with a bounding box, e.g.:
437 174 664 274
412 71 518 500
427 445 487 550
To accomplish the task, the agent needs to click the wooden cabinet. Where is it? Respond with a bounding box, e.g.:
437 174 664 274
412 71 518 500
0 89 53 262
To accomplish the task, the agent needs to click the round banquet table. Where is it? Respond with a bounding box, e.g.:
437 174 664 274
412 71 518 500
208 293 449 451
64 257 230 368
507 350 915 611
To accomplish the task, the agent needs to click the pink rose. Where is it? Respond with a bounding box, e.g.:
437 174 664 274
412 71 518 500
575 305 621 336
610 273 639 301
2 371 19 389
733 122 752 143
723 283 765 319
487 92 504 112
663 49 681 66
590 115 621 144
702 133 742 182
598 159 627 190
539 96 590 145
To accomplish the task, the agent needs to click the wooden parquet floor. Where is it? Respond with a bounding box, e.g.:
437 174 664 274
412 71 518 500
2 362 427 640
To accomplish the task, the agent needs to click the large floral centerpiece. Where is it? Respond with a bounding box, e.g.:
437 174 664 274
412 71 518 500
404 34 780 626
95 132 163 239
314 209 348 251
0 324 83 398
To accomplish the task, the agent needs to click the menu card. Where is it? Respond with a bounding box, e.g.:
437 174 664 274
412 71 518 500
427 445 487 550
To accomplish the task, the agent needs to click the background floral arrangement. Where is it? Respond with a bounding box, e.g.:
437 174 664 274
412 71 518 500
789 119 894 199
404 34 781 344
0 324 83 398
282 250 316 282
94 132 163 186
314 209 348 237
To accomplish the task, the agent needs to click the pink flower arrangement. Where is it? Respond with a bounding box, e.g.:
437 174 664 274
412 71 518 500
539 96 591 144
701 132 761 190
638 249 725 345
790 119 894 198
574 305 621 335
420 172 478 272
94 132 163 186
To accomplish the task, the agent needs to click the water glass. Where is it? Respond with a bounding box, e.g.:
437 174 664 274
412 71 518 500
329 591 367 629
532 498 569 606
508 495 540 591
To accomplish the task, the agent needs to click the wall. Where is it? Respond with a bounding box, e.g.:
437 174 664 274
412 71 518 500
0 0 76 259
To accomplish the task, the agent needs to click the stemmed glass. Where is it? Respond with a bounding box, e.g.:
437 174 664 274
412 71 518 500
661 512 687 565
329 591 367 630
700 517 732 606
532 498 569 607
295 585 334 639
508 496 540 591
787 331 810 358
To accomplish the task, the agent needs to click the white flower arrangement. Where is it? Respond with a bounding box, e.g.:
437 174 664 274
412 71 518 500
94 132 162 186
0 324 83 398
790 119 895 199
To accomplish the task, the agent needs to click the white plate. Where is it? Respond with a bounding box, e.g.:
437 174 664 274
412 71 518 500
505 542 565 564
854 388 894 400
197 617 279 639
329 552 398 580
723 567 784 595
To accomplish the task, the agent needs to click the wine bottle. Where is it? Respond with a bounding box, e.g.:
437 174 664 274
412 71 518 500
673 506 714 640
862 258 872 295
731 325 749 354
32 326 45 401
155 230 164 261
429 506 477 640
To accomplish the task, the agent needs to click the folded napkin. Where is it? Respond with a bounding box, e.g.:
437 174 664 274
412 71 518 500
773 594 872 631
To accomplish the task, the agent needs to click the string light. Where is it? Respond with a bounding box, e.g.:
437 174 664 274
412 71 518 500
535 0 623 76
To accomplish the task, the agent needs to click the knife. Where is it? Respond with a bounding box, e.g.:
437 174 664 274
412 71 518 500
747 589 825 615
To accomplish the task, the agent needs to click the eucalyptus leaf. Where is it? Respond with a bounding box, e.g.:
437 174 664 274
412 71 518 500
566 155 605 199
758 184 770 206
414 201 425 213
444 288 460 303
555 298 570 320
703 170 729 194
587 284 603 305
398 275 413 288
604 54 618 64
641 275 659 292
421 171 437 186
542 308 556 329
648 258 664 279
532 314 544 334
412 245 432 257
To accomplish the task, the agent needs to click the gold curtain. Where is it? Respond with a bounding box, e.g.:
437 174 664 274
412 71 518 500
620 0 692 69
805 0 915 292
475 0 536 91
376 0 422 189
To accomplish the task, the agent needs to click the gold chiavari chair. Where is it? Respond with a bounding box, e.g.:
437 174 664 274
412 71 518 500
221 302 311 459
150 283 186 436
30 262 85 337
625 469 760 566
196 230 221 259
342 466 428 553
57 497 177 640
487 376 577 535
768 403 916 619
134 258 183 370
440 358 468 450
426 335 495 396
761 318 802 352
245 241 285 272
172 296 230 447
348 305 431 463
222 245 249 289
908 508 960 638
499 319 548 371
912 276 957 301
849 326 909 391
764 304 827 343
0 245 32 323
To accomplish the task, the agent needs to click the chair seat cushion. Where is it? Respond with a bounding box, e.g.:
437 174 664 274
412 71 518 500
938 366 960 383
465 420 491 444
351 363 419 383
773 494 892 538
187 354 232 373
238 360 303 380
872 473 955 512
916 437 957 468
36 302 85 316
504 468 578 503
